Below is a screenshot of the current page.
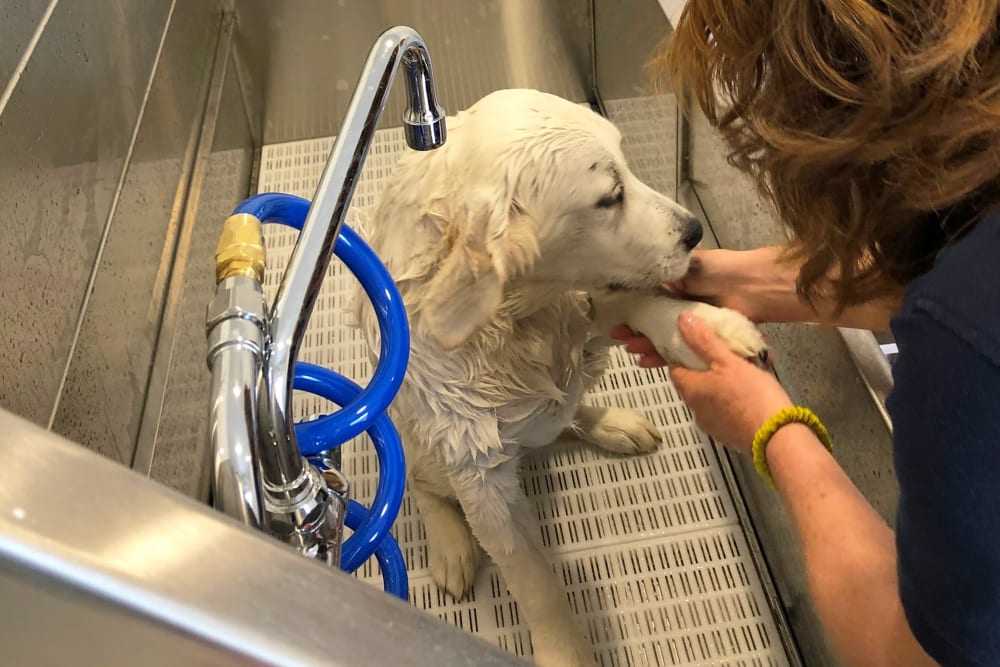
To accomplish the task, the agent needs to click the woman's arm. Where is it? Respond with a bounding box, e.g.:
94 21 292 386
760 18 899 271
766 425 935 667
680 247 899 331
664 313 935 666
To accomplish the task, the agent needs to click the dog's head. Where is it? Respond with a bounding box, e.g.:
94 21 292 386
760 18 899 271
390 89 702 349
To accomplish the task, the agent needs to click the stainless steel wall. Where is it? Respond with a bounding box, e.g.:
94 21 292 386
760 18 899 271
231 0 593 145
0 2 231 466
140 41 257 497
0 0 167 435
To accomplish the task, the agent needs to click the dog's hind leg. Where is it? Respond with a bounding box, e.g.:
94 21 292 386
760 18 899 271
450 456 596 667
564 334 662 455
411 470 482 600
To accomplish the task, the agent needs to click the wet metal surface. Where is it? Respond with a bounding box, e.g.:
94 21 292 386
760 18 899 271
232 0 592 144
143 35 254 494
0 0 54 92
50 1 221 464
0 0 173 434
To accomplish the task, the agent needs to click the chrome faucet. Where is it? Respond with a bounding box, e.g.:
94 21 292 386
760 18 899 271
206 27 445 562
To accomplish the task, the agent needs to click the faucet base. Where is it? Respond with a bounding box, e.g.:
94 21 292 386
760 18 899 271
263 461 349 567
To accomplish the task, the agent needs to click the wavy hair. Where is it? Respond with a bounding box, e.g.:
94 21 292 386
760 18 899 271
653 0 1000 308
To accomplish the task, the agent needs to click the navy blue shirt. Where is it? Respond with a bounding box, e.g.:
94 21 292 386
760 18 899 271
888 211 1000 666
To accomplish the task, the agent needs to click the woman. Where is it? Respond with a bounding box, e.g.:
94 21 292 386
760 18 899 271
618 2 1000 665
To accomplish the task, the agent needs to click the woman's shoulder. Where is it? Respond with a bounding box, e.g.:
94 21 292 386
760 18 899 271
896 209 1000 368
887 212 1000 667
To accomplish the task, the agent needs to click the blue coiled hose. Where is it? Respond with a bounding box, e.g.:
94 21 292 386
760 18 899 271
293 363 405 574
346 499 407 599
232 193 408 600
234 193 408 449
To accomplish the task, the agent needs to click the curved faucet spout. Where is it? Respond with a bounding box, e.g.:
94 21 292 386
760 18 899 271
258 26 446 501
400 45 446 150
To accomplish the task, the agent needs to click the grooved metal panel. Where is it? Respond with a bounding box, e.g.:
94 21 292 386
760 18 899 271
604 95 677 199
0 0 52 89
232 0 591 144
50 1 222 464
0 0 173 429
255 128 790 665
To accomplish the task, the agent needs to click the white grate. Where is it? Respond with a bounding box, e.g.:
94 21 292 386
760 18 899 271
256 128 789 666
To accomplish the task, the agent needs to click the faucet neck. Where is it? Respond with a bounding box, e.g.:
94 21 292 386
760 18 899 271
258 25 445 500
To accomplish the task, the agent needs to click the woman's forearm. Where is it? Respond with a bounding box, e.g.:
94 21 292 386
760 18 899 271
685 247 898 330
765 425 934 666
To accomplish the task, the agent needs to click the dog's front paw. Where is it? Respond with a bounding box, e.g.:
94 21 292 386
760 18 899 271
577 406 662 455
684 302 767 365
616 295 767 371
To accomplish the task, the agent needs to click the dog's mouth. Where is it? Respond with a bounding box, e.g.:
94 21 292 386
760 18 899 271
602 255 691 294
602 281 670 297
603 271 679 294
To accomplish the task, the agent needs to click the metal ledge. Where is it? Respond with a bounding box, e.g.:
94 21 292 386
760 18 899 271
837 327 894 431
0 407 520 667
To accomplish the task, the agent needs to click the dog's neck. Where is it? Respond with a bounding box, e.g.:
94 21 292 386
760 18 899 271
451 280 592 365
498 279 582 320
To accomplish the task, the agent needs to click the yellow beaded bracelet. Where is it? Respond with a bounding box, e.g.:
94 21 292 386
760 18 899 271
751 406 833 488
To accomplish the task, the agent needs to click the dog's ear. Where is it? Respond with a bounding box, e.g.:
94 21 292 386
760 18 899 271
421 193 537 349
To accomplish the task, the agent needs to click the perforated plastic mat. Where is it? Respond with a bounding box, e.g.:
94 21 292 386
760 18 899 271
257 126 789 666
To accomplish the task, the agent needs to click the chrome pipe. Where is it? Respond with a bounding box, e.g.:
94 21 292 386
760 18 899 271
264 464 349 567
258 26 446 509
205 275 268 529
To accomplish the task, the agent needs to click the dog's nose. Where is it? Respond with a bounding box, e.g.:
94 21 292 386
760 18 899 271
680 217 704 250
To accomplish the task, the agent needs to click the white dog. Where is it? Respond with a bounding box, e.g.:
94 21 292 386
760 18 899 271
357 89 766 666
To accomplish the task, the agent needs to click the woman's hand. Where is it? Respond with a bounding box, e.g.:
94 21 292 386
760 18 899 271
669 249 776 321
615 313 792 453
676 247 899 330
611 323 670 368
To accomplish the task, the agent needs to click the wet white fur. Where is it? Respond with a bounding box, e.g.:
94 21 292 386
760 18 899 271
356 89 765 666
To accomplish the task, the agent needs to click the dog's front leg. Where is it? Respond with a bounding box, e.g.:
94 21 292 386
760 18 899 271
589 290 767 370
450 458 596 667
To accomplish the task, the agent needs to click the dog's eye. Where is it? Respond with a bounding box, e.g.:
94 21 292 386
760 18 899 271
596 185 624 209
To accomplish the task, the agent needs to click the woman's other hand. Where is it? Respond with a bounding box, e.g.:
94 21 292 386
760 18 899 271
611 323 669 367
669 249 761 318
670 248 797 322
675 247 899 330
615 313 792 453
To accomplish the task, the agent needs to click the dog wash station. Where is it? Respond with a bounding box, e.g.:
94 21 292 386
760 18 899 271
1 3 898 666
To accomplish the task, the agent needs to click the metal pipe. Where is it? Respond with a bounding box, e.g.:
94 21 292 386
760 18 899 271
208 339 263 527
206 213 269 528
258 26 445 506
205 277 267 529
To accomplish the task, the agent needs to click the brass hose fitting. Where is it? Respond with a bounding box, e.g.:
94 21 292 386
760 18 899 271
215 213 266 284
